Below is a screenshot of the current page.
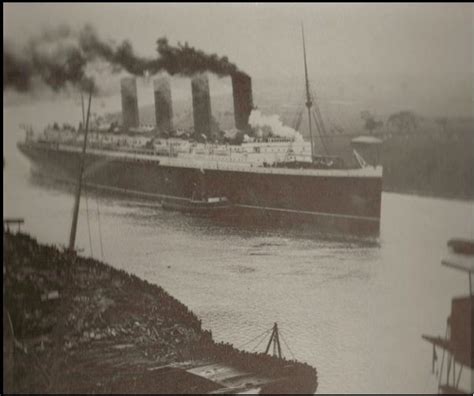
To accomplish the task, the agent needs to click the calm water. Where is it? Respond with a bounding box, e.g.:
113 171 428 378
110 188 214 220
4 100 474 393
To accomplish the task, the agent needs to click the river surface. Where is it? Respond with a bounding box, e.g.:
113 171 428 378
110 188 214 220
4 100 474 393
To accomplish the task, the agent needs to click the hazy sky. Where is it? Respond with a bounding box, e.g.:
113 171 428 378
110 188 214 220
4 3 473 117
4 3 473 78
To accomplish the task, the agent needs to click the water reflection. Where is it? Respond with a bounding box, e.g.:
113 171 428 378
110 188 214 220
27 169 382 247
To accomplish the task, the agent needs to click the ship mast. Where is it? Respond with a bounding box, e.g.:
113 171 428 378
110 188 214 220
68 88 93 252
265 322 282 358
302 24 315 162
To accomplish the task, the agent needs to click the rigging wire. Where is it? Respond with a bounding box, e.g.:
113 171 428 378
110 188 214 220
293 107 305 132
292 92 307 131
306 87 327 153
237 327 272 350
84 185 94 257
312 92 331 136
251 330 272 353
279 329 297 360
311 110 329 155
326 97 351 135
311 90 326 131
310 105 323 137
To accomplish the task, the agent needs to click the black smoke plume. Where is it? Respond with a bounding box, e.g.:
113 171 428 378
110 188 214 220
4 26 95 93
3 24 243 94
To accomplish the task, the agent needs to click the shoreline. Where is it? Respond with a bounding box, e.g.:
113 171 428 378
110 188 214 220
381 186 474 203
3 231 318 394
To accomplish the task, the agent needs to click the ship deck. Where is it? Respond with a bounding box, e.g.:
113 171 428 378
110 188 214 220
25 141 383 179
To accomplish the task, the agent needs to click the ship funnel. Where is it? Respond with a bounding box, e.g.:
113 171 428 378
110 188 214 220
120 77 139 130
191 73 213 140
154 77 173 135
232 72 253 131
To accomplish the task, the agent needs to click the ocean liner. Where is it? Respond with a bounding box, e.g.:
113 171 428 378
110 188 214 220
17 31 383 236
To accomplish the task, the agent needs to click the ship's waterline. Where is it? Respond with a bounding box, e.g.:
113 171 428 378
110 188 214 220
18 141 382 236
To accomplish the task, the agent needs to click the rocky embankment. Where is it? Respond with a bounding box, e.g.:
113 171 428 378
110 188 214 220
3 231 317 393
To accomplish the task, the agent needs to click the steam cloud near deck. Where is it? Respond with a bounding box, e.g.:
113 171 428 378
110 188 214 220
3 24 243 93
249 110 304 142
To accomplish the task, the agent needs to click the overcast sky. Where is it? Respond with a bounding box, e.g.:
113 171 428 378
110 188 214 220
4 3 473 78
4 3 473 116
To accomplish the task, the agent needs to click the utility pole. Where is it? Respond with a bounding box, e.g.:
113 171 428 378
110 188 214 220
68 88 93 252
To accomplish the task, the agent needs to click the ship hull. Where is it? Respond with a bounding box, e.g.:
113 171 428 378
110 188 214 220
18 142 383 236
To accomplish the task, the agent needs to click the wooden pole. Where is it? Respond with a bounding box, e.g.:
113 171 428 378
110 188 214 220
265 322 282 358
265 324 276 355
68 88 92 252
274 323 282 358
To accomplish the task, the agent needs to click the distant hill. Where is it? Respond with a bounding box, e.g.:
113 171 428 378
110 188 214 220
104 82 474 200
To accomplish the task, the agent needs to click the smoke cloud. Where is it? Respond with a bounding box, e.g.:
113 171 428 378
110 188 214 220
249 110 303 142
3 24 243 94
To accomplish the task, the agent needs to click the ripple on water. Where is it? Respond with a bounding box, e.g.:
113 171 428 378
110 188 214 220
228 265 257 274
4 109 473 393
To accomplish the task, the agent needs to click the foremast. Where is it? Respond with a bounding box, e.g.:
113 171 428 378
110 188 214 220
302 24 315 163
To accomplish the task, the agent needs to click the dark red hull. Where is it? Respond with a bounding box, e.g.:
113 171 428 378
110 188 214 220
18 142 383 236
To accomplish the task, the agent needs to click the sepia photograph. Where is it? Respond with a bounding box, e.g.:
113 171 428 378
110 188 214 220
3 2 473 394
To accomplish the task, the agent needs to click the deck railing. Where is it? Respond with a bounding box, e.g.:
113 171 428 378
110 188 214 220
26 140 382 178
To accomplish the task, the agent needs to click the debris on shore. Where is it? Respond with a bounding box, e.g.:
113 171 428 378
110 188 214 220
3 231 318 393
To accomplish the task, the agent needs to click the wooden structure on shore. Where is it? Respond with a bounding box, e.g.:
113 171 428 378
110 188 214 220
3 218 24 233
3 231 318 394
422 239 474 394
